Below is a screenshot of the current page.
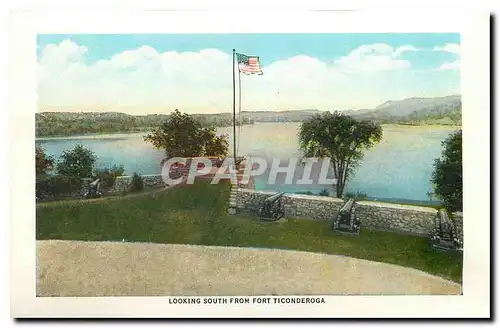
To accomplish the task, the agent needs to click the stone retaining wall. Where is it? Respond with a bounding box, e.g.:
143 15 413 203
452 212 463 242
235 189 276 215
103 174 166 195
356 201 436 236
234 188 440 237
283 193 345 221
235 189 345 221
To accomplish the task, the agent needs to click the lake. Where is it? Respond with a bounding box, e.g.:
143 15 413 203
36 123 460 202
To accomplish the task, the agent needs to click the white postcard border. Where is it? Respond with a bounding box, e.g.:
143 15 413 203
9 9 490 318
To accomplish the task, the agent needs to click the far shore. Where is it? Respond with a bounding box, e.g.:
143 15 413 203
385 123 461 128
35 123 461 140
36 131 147 141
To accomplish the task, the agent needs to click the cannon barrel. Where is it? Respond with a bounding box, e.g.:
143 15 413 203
332 198 360 235
430 209 461 251
339 198 355 214
264 192 286 204
258 192 286 221
438 209 453 240
439 209 451 227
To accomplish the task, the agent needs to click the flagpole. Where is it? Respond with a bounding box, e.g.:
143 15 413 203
237 66 242 157
232 49 237 166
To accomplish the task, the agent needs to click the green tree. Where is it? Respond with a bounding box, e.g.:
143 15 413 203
299 111 383 198
35 145 54 179
56 145 97 179
144 109 229 158
204 132 230 158
431 130 462 212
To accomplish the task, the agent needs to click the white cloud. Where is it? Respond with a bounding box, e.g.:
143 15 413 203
37 40 459 114
38 39 88 67
333 43 412 72
433 43 460 70
438 60 460 71
433 43 460 56
394 45 418 57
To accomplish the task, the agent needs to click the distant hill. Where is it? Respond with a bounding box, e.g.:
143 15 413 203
36 95 461 137
240 109 322 122
243 95 461 125
347 95 461 125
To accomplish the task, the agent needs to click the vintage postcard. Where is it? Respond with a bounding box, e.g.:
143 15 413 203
9 9 490 318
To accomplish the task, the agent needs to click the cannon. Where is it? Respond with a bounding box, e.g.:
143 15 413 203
430 209 463 251
332 198 360 235
83 179 102 199
258 192 286 221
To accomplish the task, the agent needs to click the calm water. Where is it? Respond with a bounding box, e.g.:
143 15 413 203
36 123 459 202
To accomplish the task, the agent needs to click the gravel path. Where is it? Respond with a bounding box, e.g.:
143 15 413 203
37 240 461 296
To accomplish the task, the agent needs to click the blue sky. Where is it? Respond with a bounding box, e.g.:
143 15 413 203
37 33 461 114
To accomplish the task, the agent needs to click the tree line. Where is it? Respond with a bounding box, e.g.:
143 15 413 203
36 112 254 137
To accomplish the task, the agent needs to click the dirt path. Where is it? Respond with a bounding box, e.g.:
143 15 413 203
37 240 461 296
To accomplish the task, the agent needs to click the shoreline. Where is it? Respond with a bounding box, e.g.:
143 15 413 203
36 123 461 140
35 124 254 140
36 131 147 141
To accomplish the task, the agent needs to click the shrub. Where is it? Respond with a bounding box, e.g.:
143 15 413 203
318 188 330 196
129 172 144 193
36 175 83 200
344 191 368 201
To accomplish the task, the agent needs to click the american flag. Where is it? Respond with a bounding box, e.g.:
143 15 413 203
236 53 263 75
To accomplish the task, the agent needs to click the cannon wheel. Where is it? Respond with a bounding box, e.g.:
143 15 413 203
272 204 285 220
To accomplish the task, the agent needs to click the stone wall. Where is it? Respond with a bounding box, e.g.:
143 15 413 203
234 189 440 237
452 212 463 243
282 193 345 221
37 174 170 201
103 174 166 195
235 189 277 215
105 176 131 195
234 188 345 220
356 201 436 236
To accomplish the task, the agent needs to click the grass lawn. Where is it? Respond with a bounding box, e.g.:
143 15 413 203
36 181 463 283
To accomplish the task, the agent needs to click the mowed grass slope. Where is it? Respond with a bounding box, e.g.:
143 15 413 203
36 181 463 283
